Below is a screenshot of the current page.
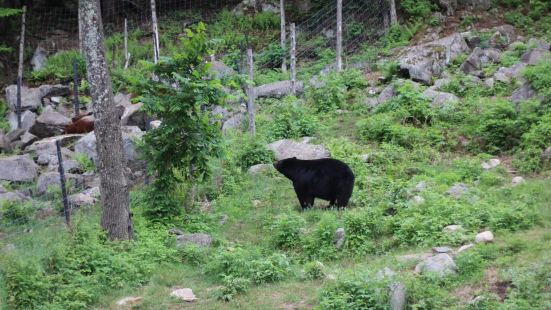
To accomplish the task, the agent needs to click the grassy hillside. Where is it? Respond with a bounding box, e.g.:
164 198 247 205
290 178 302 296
1 1 551 309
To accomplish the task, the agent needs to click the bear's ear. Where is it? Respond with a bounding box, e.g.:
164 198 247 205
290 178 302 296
292 157 297 159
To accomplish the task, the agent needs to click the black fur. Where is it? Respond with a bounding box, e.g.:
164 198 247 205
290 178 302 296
274 157 355 210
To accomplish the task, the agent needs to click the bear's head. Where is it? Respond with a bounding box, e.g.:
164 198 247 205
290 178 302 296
273 157 298 179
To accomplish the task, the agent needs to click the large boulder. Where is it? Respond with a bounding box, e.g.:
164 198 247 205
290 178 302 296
176 233 213 247
254 80 305 99
36 172 84 196
398 34 470 84
120 102 147 130
209 60 236 79
489 25 516 49
74 126 144 169
38 84 71 99
437 0 456 16
7 110 37 131
26 134 85 153
494 63 527 84
0 191 29 204
423 89 459 107
460 47 501 75
5 85 42 111
29 107 71 138
268 137 330 160
415 253 458 277
520 48 551 65
0 154 38 182
510 83 537 104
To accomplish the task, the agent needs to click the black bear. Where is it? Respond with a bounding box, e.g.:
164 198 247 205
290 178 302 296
274 157 355 210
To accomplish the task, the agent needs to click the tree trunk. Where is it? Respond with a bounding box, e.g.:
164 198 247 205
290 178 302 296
389 0 398 25
79 0 133 240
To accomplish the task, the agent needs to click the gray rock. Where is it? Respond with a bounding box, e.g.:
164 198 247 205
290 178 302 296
432 246 453 253
38 84 71 99
542 146 551 162
489 25 516 49
120 102 147 130
82 186 100 198
521 48 551 65
438 0 457 16
484 78 495 88
412 195 425 204
47 159 81 174
481 158 501 170
0 154 38 182
29 108 71 138
0 191 29 203
423 89 459 107
31 46 48 71
376 267 397 280
398 34 470 84
458 244 475 253
415 253 458 277
254 80 305 99
176 233 213 247
378 84 396 104
68 192 97 207
6 128 26 143
460 48 501 75
36 172 84 196
209 60 236 79
390 283 407 310
0 184 5 194
19 131 38 148
222 113 246 132
527 38 550 50
114 92 132 107
443 224 463 232
169 228 185 235
75 126 144 169
511 176 525 186
470 0 492 10
446 183 468 198
511 83 537 104
5 85 42 111
494 63 527 84
335 227 345 249
0 133 11 153
475 231 494 243
170 288 197 302
116 297 144 307
8 110 37 131
268 138 330 160
248 164 274 175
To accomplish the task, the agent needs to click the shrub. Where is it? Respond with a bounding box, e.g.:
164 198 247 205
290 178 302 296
0 99 9 132
400 0 435 19
74 153 95 173
303 261 326 280
264 97 319 140
514 114 551 173
216 275 251 302
235 138 275 169
0 201 35 225
473 99 520 154
344 208 386 255
523 59 551 107
307 69 366 113
267 213 307 250
31 50 86 82
257 43 286 69
303 213 340 260
319 276 388 309
249 253 291 284
455 250 486 279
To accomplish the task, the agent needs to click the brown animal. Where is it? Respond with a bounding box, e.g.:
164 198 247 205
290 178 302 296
65 112 95 134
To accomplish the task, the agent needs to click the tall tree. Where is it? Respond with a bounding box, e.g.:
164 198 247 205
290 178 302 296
79 0 133 240
389 0 398 24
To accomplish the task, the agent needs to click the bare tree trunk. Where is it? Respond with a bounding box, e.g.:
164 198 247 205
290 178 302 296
79 0 133 240
280 0 287 73
16 5 26 129
247 48 256 136
290 23 296 95
336 0 342 72
389 0 398 25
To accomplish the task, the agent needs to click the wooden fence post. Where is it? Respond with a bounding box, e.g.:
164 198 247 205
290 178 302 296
290 23 297 95
124 18 130 69
247 48 256 136
151 0 160 63
336 0 343 72
72 58 80 117
16 5 27 129
56 140 71 227
280 0 287 73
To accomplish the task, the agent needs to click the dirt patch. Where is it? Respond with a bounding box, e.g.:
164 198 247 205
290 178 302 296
280 300 314 310
485 268 513 301
453 267 513 305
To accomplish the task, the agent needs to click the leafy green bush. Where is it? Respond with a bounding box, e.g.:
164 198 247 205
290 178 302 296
0 99 9 132
307 69 366 113
257 43 286 69
319 275 388 309
236 138 275 169
303 213 340 260
344 208 386 255
473 99 521 154
31 50 86 82
455 250 486 279
400 0 436 19
216 275 251 302
523 59 551 106
267 213 307 250
303 261 326 280
74 153 95 173
0 201 35 225
265 97 319 140
514 114 551 173
249 253 291 284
